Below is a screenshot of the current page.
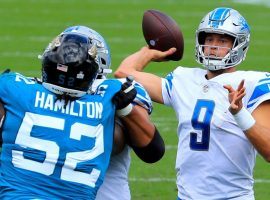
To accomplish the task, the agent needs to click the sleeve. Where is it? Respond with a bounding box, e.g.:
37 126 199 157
114 78 153 114
132 82 153 114
0 72 36 107
161 71 174 106
246 71 270 113
0 71 13 103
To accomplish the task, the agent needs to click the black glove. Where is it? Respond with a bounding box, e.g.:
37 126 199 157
112 76 137 117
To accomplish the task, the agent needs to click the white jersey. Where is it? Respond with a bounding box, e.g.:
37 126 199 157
94 78 153 200
96 146 131 200
162 67 270 200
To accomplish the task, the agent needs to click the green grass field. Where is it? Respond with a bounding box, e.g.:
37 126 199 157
0 0 270 199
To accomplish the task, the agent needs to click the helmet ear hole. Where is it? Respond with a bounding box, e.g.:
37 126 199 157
198 32 207 45
101 58 106 65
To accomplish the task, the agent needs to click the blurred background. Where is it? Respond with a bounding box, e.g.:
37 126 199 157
0 0 269 199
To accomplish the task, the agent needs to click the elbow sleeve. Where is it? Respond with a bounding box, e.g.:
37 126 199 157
131 127 165 163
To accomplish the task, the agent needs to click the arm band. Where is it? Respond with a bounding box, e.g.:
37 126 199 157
131 127 165 163
233 107 256 131
116 104 133 117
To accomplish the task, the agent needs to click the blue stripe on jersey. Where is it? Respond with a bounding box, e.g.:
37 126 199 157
247 101 256 109
209 8 230 28
133 94 152 114
247 82 270 108
259 77 270 83
165 72 173 99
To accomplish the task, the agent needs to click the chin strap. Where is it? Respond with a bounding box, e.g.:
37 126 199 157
42 82 86 98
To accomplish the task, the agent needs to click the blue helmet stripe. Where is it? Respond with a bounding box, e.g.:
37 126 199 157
209 8 231 27
211 8 230 21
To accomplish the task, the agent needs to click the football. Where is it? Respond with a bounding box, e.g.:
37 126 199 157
142 9 184 61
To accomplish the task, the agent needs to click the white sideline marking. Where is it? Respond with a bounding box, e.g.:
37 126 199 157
254 179 270 183
233 0 270 7
129 177 175 182
165 145 177 150
129 178 270 183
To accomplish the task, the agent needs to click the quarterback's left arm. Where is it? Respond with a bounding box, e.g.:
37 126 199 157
224 81 270 162
246 100 270 162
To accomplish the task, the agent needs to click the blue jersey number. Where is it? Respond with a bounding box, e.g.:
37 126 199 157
12 112 104 187
190 100 215 151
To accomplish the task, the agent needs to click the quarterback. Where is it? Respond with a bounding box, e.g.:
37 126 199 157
115 7 270 200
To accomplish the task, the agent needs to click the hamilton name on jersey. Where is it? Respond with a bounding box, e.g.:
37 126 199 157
34 91 103 119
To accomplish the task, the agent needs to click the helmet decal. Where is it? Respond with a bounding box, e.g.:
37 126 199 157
208 7 231 28
239 16 250 31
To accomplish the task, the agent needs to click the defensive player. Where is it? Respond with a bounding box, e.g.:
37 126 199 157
0 27 160 199
115 7 270 199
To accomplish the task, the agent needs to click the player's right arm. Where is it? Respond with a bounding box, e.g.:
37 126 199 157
114 46 176 104
112 78 165 163
121 104 165 163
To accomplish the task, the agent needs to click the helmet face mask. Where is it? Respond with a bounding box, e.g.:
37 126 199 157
41 32 99 97
62 26 111 79
199 44 234 67
195 7 250 71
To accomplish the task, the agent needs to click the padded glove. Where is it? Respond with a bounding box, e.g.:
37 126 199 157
112 76 137 117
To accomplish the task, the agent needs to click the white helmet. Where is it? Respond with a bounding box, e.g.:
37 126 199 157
62 25 111 77
195 7 250 70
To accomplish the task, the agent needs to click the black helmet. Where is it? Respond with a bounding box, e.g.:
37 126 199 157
41 33 99 97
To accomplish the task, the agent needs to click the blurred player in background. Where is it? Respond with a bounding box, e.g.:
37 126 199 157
0 25 164 199
115 7 270 199
59 26 164 200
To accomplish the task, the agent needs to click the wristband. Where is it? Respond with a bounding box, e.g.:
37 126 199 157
116 104 133 117
233 107 255 131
